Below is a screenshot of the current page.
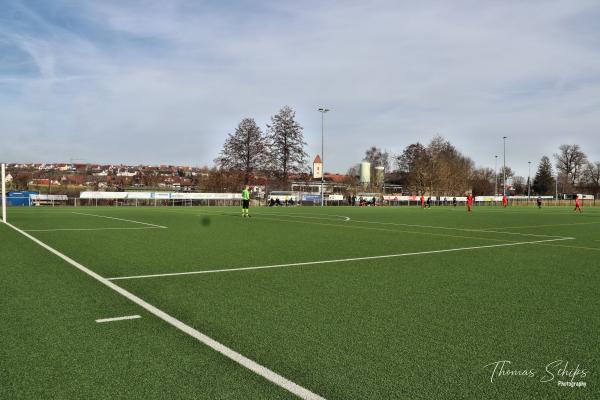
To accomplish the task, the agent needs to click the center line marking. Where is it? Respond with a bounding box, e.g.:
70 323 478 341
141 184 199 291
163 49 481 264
96 315 142 323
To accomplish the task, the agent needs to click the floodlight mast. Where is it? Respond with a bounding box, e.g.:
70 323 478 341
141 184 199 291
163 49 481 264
2 163 6 223
528 161 532 201
494 155 498 196
318 107 330 207
502 136 507 197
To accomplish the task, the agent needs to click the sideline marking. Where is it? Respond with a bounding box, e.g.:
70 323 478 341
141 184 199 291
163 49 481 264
24 227 162 232
4 221 324 400
107 237 573 281
96 315 141 323
72 212 167 229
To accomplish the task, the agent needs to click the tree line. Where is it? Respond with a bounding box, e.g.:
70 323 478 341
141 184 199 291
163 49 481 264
214 106 308 187
361 139 598 196
213 110 598 196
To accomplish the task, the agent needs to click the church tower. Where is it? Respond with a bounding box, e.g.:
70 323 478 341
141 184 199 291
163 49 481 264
312 155 322 179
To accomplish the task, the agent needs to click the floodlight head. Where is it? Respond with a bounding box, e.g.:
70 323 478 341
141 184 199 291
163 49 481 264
318 108 330 113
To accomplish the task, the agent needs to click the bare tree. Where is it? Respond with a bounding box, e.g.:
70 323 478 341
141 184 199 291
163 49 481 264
215 118 268 184
512 176 526 194
396 142 428 193
364 147 390 170
554 144 587 189
470 167 495 195
426 136 473 195
498 166 515 181
205 167 243 192
266 106 307 183
395 137 473 195
363 146 390 190
581 161 600 196
396 143 425 173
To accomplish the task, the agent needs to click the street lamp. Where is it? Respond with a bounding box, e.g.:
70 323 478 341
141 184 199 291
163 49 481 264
555 172 559 203
494 155 498 196
527 161 531 201
502 136 507 196
318 107 330 207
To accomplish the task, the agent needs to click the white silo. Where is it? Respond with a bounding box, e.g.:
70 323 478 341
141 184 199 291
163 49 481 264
374 166 385 187
360 161 371 185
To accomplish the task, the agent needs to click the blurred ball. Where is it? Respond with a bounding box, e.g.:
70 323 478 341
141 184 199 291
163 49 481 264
200 216 211 226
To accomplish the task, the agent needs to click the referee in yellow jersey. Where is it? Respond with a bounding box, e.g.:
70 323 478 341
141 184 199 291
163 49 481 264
242 186 250 217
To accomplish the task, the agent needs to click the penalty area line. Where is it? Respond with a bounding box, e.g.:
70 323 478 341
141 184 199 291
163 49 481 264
107 237 574 281
24 227 163 232
4 221 325 400
71 212 167 229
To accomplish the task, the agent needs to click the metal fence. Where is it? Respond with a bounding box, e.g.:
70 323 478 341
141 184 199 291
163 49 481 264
4 195 596 208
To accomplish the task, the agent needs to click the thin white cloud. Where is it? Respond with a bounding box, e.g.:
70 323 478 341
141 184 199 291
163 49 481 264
0 0 599 175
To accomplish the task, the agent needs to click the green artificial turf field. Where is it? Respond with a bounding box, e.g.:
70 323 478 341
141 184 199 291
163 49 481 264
1 205 598 399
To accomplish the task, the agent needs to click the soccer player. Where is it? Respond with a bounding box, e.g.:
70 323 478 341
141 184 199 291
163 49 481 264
242 185 250 217
574 195 582 213
536 196 542 209
420 193 425 208
467 193 473 213
502 194 508 208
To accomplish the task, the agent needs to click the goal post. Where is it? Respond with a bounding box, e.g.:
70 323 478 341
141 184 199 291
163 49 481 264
2 163 6 223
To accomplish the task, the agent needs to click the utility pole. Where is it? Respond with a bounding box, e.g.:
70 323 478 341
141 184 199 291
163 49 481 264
317 107 330 207
502 136 507 196
494 155 498 196
555 173 559 204
527 161 531 201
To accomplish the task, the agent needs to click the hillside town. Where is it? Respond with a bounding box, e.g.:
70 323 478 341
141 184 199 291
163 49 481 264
1 161 355 198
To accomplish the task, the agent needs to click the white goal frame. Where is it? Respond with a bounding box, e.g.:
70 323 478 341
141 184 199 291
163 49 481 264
2 163 6 223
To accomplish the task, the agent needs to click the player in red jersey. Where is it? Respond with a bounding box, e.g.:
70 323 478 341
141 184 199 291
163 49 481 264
574 195 582 213
467 193 473 213
502 194 508 208
420 193 425 208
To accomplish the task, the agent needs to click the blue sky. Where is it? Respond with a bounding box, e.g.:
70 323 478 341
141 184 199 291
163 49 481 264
1 0 599 177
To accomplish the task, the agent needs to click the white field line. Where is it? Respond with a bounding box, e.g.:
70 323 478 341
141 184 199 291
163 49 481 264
480 221 600 230
72 212 167 229
24 227 162 232
96 315 141 323
259 213 351 222
4 221 324 400
325 218 567 239
198 212 568 239
107 237 573 281
200 210 568 240
198 210 350 222
198 212 528 243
